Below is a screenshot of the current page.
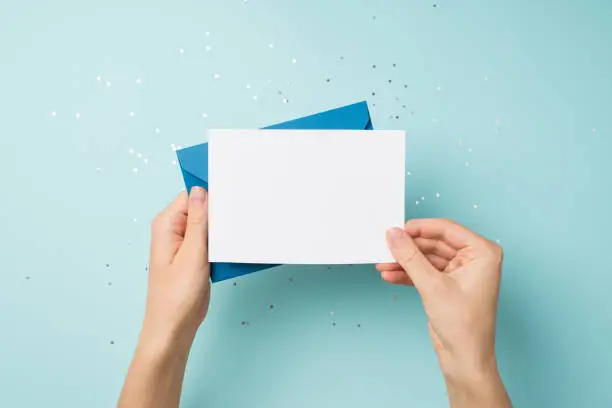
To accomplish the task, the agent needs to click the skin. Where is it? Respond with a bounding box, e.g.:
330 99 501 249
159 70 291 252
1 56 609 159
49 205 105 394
377 220 511 407
118 189 511 408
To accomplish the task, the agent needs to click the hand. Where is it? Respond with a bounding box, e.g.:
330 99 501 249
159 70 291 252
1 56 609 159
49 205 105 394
377 219 511 408
143 187 211 348
118 187 210 408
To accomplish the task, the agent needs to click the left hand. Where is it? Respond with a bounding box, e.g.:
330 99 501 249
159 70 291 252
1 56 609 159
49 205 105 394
142 187 211 347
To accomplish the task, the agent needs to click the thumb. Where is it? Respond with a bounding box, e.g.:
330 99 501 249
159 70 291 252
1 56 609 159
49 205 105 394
179 186 209 266
386 227 440 291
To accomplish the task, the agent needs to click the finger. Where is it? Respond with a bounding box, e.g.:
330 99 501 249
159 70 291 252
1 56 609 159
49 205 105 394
405 218 485 250
376 263 401 272
386 227 440 290
381 270 414 286
150 191 189 266
425 253 450 271
178 186 209 266
414 237 457 260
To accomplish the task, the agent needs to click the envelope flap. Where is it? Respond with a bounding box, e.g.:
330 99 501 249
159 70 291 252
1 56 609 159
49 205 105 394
265 101 370 130
176 143 209 182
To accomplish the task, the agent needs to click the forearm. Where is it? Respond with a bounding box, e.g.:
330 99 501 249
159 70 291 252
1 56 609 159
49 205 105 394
441 356 511 408
118 325 196 408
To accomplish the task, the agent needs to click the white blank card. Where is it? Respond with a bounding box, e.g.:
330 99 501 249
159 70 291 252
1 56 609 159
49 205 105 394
208 129 405 264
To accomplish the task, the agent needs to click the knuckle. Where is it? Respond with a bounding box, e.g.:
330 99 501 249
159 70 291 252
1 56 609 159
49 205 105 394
151 214 165 232
188 213 205 226
485 242 504 263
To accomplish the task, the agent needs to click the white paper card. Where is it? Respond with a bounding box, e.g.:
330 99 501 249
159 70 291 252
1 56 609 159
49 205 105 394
208 129 405 264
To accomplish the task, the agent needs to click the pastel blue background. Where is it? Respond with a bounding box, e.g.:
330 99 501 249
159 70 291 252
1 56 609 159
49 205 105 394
1 1 610 407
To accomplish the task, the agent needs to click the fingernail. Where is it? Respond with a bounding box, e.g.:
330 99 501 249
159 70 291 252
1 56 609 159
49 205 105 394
190 186 207 202
386 227 405 245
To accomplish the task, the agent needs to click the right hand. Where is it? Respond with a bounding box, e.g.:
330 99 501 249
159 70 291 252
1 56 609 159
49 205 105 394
377 219 511 407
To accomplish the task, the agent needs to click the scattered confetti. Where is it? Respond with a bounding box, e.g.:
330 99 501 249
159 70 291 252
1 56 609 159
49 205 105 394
202 113 208 118
137 153 142 158
268 43 274 49
465 162 470 167
392 63 397 67
330 311 334 316
332 322 336 327
206 31 211 36
128 148 135 154
214 73 220 79
110 340 114 344
392 295 397 301
473 204 479 209
233 282 237 286
357 324 361 328
246 84 251 89
592 128 597 133
96 75 102 82
468 147 473 153
205 45 212 51
132 168 139 173
75 112 81 120
143 158 149 164
136 77 142 84
406 171 411 176
289 277 293 282
292 57 297 64
96 167 102 172
179 48 185 54
372 64 376 69
326 78 331 83
437 86 443 91
421 196 425 201
155 128 160 133
108 282 112 286
436 193 440 198
105 264 110 268
496 239 501 243
133 218 138 223
283 97 289 103
170 144 177 151
269 305 274 310
129 111 135 117
252 95 258 101
25 276 30 280
171 160 177 166
415 200 420 205
106 80 112 88
51 111 57 117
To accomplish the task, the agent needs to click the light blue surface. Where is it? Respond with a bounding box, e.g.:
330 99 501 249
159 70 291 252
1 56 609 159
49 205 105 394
1 1 611 407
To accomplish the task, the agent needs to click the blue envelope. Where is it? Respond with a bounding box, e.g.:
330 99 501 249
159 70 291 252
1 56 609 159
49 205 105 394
176 101 373 282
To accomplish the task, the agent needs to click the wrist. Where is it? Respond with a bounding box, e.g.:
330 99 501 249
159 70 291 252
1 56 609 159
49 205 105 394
440 356 511 408
137 318 197 360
